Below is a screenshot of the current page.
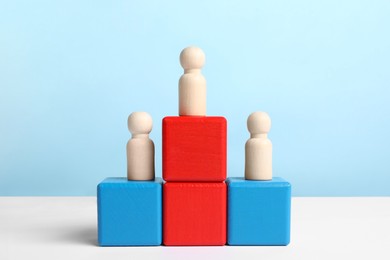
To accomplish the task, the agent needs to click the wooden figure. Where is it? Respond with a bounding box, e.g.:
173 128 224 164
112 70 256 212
245 111 272 180
179 46 207 116
127 112 155 181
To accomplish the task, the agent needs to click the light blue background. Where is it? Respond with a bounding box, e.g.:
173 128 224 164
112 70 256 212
1 0 389 196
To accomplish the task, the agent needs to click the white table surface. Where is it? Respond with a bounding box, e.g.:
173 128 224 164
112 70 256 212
1 197 389 260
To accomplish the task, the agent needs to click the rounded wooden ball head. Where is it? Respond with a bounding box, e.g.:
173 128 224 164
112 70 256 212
128 112 153 136
247 112 271 136
180 46 205 71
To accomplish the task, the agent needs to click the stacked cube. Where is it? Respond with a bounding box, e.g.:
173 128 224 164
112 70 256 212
162 116 227 245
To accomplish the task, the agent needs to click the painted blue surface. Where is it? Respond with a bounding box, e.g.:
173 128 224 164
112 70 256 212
227 177 291 245
97 177 162 246
1 1 390 196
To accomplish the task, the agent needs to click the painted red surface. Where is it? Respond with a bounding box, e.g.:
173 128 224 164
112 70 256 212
163 116 227 182
163 182 227 246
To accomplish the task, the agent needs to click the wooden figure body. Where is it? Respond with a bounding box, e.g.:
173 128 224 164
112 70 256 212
127 112 155 180
245 112 272 180
179 46 207 116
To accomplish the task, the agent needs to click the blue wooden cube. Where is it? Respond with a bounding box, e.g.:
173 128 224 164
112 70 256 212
97 177 162 246
227 177 291 246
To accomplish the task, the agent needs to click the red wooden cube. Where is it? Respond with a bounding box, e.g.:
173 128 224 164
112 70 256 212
162 116 227 182
163 182 227 246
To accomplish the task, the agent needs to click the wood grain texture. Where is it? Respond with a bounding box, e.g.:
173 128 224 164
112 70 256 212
162 116 227 182
163 182 227 246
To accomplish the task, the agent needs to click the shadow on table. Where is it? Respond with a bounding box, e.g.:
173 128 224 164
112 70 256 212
58 224 98 246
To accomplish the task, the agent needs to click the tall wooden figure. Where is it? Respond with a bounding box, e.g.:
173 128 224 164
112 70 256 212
179 46 207 116
127 111 155 180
